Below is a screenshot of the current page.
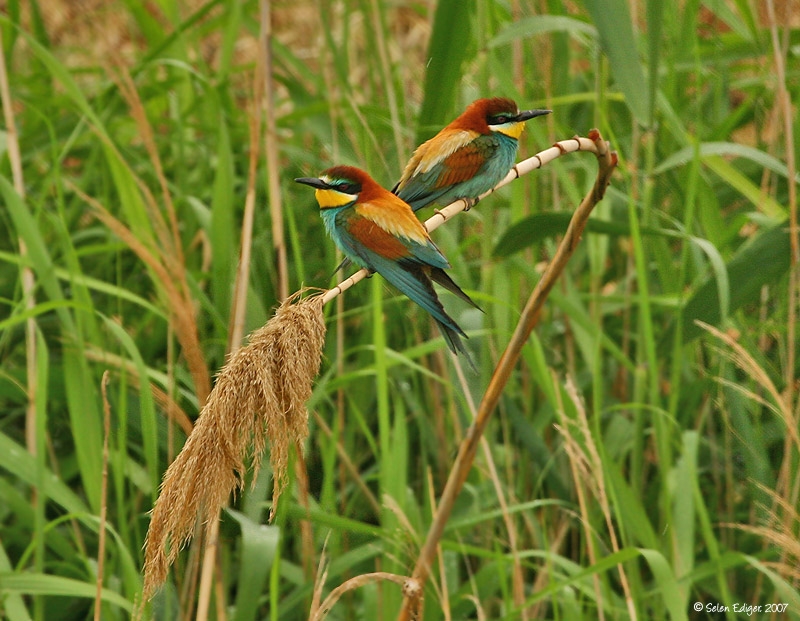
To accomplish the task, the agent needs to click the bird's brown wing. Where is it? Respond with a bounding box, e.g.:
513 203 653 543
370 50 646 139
434 142 489 188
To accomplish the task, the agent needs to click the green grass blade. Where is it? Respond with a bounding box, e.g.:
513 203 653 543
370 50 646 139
489 15 597 48
415 0 476 141
61 347 103 513
0 572 132 612
583 0 650 124
0 544 31 621
606 458 658 549
704 156 786 219
670 431 699 606
655 142 800 184
638 548 687 621
493 212 676 258
228 510 279 621
210 112 236 328
662 221 790 346
100 315 160 500
0 177 71 328
0 432 88 516
646 0 664 120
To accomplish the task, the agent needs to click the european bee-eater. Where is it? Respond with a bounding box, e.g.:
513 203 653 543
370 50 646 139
295 165 480 364
393 97 551 211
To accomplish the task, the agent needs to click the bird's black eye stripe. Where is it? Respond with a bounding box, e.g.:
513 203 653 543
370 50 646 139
488 113 512 124
333 181 360 194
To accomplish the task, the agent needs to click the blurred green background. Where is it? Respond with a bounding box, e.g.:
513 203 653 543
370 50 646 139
1 0 799 619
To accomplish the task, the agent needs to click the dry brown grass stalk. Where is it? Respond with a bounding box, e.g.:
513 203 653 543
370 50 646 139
260 0 289 301
310 572 412 621
142 292 326 599
723 482 800 582
75 185 211 403
72 60 212 403
109 61 184 265
698 321 799 452
454 328 527 617
554 376 637 621
195 47 267 621
83 347 194 437
227 81 263 352
699 320 800 587
764 3 800 581
308 541 331 619
313 411 382 515
94 371 112 621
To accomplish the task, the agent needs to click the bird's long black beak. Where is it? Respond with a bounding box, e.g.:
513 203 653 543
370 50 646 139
515 108 552 122
295 177 330 190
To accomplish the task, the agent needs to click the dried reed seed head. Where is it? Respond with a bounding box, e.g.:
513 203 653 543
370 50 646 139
142 293 326 599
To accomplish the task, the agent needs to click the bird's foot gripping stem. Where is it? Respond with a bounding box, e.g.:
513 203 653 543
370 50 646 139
462 196 479 212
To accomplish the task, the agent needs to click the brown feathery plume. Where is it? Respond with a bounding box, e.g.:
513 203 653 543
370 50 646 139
142 292 326 600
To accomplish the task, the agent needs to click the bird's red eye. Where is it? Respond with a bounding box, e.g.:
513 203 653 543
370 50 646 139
488 114 512 125
335 182 358 193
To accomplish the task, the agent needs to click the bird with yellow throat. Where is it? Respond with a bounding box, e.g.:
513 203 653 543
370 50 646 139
393 97 551 212
296 165 481 367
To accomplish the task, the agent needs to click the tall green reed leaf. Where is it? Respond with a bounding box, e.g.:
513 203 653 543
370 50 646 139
416 0 475 142
583 0 649 125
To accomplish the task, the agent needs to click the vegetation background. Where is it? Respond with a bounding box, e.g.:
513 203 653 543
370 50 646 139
1 0 798 619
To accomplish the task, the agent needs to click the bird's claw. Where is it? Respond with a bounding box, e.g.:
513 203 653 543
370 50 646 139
463 197 478 212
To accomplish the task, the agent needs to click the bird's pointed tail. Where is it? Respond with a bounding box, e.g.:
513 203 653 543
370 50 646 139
429 268 483 312
436 319 477 373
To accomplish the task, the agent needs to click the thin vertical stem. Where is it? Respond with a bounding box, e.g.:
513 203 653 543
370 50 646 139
195 518 220 621
368 0 406 169
0 25 41 619
765 0 798 416
228 80 263 352
765 0 800 566
262 0 290 301
94 372 112 621
0 28 36 465
261 0 316 599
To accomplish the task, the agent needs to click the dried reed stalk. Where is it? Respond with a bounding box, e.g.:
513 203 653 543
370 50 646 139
311 572 413 621
94 372 112 621
764 0 800 582
261 0 289 301
554 376 636 621
142 292 326 600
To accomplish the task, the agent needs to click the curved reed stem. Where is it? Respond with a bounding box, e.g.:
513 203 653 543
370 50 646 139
396 129 617 620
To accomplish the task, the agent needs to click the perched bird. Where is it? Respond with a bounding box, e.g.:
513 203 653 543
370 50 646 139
295 165 480 365
394 97 551 211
